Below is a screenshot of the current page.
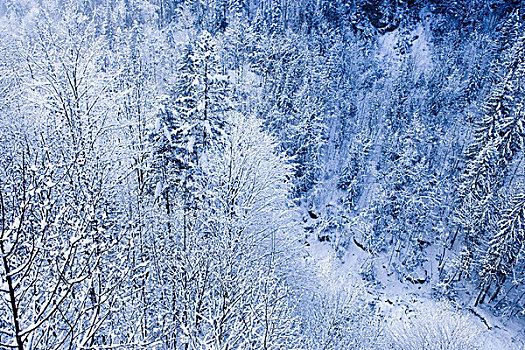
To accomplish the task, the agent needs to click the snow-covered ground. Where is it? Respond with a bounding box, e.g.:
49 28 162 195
305 228 525 349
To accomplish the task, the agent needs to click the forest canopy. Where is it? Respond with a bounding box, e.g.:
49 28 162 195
0 0 524 349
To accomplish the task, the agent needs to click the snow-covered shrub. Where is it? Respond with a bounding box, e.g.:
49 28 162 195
387 302 486 350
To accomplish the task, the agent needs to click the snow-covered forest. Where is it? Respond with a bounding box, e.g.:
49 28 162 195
0 0 524 348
